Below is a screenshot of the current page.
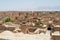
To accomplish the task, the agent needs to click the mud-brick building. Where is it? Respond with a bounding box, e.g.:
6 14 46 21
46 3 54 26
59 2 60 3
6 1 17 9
52 31 60 40
52 36 60 40
51 25 60 40
0 25 6 33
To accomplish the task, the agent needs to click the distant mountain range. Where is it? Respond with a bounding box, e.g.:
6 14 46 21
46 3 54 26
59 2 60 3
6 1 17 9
35 6 60 11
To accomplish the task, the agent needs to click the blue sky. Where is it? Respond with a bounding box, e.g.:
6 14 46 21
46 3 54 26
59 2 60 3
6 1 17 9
0 0 60 11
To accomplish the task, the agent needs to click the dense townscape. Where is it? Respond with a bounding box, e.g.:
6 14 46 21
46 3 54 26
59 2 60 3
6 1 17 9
0 11 60 40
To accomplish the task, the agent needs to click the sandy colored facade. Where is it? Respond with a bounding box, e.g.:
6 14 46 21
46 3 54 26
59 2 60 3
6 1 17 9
0 11 60 40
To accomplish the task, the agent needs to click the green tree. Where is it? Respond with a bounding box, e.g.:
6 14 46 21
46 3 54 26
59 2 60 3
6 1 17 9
37 19 43 26
5 17 11 22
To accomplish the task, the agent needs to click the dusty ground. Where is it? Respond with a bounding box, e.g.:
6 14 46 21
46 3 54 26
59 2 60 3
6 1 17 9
0 30 51 40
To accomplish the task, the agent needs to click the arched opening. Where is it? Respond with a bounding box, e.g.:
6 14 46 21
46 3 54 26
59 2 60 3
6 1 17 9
47 27 51 30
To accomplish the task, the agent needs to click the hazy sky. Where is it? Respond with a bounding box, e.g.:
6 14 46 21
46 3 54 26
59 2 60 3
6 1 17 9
0 0 60 11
